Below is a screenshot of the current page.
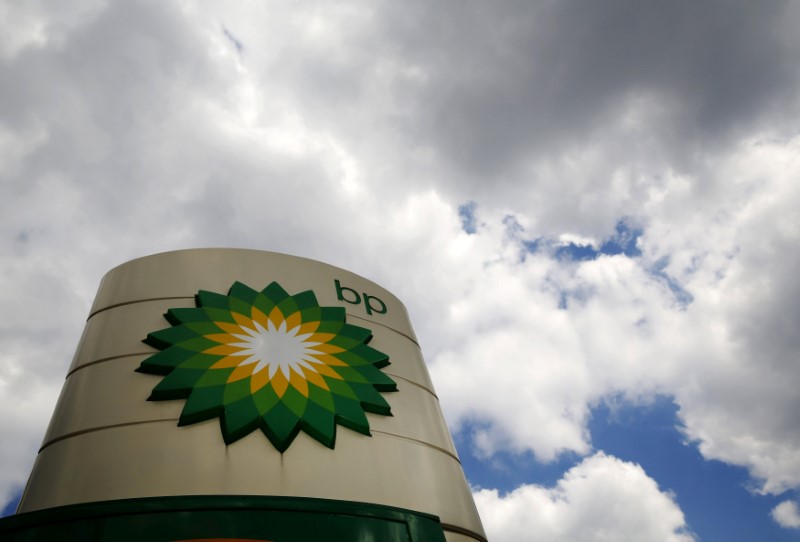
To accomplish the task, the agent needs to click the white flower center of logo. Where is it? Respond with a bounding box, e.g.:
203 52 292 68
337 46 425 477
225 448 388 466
229 319 321 379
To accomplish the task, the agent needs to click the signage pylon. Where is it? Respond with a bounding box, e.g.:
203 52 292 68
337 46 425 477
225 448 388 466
1 249 486 542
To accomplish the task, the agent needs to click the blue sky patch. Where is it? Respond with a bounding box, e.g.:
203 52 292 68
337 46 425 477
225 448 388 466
555 220 643 261
453 396 799 541
454 422 584 493
589 396 795 541
458 201 478 234
600 220 643 257
555 242 599 261
519 219 643 263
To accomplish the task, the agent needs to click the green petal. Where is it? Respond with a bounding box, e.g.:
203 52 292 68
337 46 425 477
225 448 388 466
293 290 319 311
252 292 277 318
221 396 261 444
252 384 280 416
301 402 336 448
281 385 309 418
137 347 195 375
298 306 322 324
148 367 205 400
145 326 199 350
262 282 290 304
166 307 212 325
227 296 251 318
222 377 252 404
228 282 260 305
177 353 224 370
262 402 301 452
333 395 371 436
196 291 231 310
179 385 226 426
196 368 233 388
308 382 335 412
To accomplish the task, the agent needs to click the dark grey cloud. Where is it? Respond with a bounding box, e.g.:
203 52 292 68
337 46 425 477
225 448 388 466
373 0 800 176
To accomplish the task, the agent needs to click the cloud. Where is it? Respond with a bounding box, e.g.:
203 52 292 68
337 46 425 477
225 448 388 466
0 1 106 60
772 500 800 529
372 1 800 202
425 136 800 497
641 137 800 494
2 1 800 532
473 452 695 542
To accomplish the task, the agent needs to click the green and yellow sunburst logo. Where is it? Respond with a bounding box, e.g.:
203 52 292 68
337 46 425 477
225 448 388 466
136 281 397 452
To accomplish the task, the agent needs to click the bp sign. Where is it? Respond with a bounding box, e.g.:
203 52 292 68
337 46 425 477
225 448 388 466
137 280 397 451
3 250 486 542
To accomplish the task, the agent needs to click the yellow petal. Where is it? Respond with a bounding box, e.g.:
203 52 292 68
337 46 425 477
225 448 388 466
308 332 336 343
250 367 271 394
272 370 289 397
251 306 269 328
308 343 345 354
227 364 253 383
205 344 246 356
302 366 329 391
314 364 343 380
285 311 302 332
297 321 320 335
204 333 238 345
311 353 347 366
211 355 248 369
215 322 246 335
268 306 285 328
289 368 309 397
232 312 255 330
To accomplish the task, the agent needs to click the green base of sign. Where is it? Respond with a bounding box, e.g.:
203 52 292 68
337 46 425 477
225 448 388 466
0 495 448 542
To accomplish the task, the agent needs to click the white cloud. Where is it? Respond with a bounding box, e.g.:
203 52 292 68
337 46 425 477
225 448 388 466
640 137 800 494
473 453 695 542
772 500 800 529
428 136 800 498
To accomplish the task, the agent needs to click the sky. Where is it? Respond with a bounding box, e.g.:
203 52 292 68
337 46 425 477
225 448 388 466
1 1 800 540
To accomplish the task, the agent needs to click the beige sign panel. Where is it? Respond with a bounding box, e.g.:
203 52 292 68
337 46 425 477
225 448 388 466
17 249 486 542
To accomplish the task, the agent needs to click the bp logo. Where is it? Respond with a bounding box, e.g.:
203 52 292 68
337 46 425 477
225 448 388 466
137 281 397 452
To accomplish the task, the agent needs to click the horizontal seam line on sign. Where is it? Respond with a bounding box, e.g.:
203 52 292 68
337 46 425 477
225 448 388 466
38 422 462 464
88 297 421 351
440 524 488 542
384 373 439 399
66 352 154 378
370 430 461 464
347 313 420 346
39 418 180 453
88 296 194 319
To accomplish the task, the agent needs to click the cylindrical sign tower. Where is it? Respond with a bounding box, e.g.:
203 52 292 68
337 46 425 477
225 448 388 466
1 249 486 542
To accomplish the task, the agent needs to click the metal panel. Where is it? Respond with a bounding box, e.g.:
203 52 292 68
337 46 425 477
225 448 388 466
21 421 484 538
18 249 486 541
